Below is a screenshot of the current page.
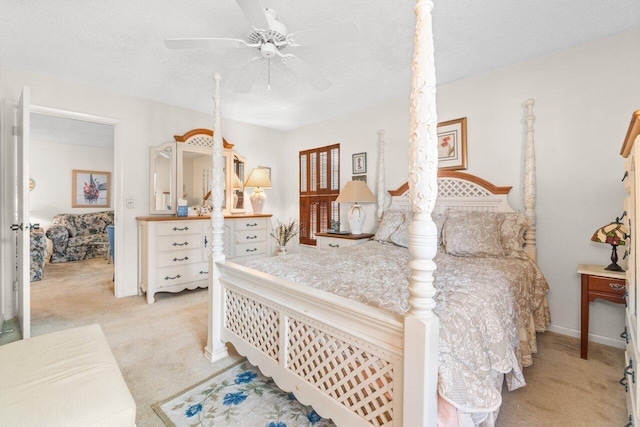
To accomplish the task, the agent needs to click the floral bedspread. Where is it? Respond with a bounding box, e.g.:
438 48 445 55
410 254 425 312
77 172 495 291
240 241 550 419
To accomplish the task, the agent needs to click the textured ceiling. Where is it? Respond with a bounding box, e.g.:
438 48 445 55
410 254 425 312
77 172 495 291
2 0 639 131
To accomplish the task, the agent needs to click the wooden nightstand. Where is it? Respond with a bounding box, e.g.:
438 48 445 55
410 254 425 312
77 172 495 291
577 264 626 359
315 233 374 250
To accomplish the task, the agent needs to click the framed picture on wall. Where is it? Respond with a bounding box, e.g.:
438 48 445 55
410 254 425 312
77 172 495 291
437 117 467 170
352 153 366 174
72 170 111 208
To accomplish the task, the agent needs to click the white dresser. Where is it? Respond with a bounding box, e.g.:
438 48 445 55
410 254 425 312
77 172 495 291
620 110 640 427
138 214 271 303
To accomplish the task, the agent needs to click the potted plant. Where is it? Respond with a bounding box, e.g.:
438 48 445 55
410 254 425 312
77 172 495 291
271 218 299 255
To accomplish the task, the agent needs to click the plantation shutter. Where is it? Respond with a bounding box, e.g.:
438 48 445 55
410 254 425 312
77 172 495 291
299 144 340 246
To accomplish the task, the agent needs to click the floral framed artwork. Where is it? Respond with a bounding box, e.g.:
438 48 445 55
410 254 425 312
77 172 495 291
352 152 366 174
437 117 467 170
72 169 111 208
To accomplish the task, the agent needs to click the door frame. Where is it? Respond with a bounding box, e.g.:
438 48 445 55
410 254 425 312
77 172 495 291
28 105 124 296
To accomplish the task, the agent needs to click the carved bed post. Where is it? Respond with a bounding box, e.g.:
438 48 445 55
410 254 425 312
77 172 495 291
524 99 537 262
204 73 229 362
404 1 439 426
377 129 386 221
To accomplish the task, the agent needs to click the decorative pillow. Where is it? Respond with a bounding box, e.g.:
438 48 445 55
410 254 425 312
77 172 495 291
443 211 504 257
374 209 407 243
389 220 409 248
499 212 529 259
389 212 447 248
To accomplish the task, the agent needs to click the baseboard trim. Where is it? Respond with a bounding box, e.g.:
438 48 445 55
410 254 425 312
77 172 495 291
547 323 625 349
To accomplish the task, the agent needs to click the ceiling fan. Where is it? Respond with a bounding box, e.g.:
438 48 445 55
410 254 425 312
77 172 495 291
164 0 358 93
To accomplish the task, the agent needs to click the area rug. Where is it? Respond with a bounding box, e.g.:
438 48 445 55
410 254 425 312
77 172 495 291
153 360 336 426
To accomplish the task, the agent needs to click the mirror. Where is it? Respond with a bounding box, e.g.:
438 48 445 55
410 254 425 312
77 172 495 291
149 142 176 214
177 147 223 208
231 153 246 212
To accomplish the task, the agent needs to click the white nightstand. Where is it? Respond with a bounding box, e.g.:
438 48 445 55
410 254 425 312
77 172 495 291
315 233 374 250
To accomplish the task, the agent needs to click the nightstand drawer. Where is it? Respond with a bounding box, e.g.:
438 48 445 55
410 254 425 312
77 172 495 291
588 275 626 295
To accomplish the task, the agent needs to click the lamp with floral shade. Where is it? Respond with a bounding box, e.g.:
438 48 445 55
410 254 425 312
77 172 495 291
591 218 629 272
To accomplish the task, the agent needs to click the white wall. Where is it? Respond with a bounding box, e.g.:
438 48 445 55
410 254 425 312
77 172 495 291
29 140 114 231
1 65 287 317
284 28 640 345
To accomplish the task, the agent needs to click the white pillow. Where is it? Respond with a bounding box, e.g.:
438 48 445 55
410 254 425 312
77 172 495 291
389 212 447 248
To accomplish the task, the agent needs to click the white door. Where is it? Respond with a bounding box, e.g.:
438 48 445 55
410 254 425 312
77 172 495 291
16 86 31 339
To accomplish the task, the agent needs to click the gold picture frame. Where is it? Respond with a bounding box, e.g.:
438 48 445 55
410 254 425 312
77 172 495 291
72 169 111 208
437 117 467 171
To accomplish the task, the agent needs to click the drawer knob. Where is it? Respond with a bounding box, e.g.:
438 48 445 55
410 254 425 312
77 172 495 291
246 223 258 227
164 274 181 281
173 256 189 262
625 361 636 384
246 248 258 252
199 270 208 275
246 235 258 240
621 327 629 344
329 243 340 248
172 226 189 231
172 241 189 247
620 376 629 393
610 283 626 291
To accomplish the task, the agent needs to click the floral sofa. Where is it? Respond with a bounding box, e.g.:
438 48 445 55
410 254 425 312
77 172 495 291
46 211 114 263
30 228 46 281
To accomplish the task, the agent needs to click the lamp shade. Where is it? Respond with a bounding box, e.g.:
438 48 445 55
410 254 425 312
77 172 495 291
591 222 628 246
592 221 629 272
335 181 377 204
244 168 272 189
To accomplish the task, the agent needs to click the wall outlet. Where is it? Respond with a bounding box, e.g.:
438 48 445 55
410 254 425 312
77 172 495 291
126 197 135 209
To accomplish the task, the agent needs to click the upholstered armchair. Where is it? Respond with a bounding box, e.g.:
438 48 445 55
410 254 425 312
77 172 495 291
46 211 114 263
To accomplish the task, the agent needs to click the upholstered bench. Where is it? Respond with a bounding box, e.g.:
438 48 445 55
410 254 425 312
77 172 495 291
0 324 136 426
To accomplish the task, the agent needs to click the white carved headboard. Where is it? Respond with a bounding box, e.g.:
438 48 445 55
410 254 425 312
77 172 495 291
387 171 514 214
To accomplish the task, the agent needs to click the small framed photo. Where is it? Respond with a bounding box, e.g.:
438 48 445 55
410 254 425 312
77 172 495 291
352 175 367 183
437 117 467 171
352 152 367 174
72 169 111 208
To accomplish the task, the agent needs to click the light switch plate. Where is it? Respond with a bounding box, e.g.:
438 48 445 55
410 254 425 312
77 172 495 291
126 197 135 209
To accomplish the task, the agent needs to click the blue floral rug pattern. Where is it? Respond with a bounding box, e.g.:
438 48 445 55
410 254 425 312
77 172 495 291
153 361 336 427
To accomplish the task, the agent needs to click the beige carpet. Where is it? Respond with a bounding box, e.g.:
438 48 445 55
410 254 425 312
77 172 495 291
24 258 626 426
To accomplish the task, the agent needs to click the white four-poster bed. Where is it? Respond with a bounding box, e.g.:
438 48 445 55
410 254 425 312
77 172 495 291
202 2 547 426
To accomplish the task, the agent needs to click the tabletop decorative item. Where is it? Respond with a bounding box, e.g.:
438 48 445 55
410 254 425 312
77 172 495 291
271 218 299 255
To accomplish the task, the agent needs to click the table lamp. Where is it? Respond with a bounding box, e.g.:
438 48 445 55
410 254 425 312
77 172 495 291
591 218 629 272
335 180 377 235
244 168 272 214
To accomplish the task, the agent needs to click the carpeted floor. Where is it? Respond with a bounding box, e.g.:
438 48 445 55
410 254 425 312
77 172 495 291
20 258 627 426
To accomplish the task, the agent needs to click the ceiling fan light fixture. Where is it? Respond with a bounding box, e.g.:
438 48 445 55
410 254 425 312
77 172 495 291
261 42 277 58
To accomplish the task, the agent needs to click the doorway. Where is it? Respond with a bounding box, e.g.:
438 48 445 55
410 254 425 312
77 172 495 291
28 105 123 297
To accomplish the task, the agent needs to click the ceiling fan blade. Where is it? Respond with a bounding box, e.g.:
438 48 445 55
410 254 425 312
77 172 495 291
289 23 359 46
164 38 247 49
234 60 263 93
282 55 332 91
236 0 271 30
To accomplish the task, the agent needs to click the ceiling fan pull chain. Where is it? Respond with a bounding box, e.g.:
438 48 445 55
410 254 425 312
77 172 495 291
268 58 271 91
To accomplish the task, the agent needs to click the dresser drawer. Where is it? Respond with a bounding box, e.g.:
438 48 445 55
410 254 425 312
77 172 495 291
317 237 358 249
234 218 267 231
156 263 209 289
235 241 267 258
157 248 203 267
157 234 202 252
588 275 626 296
235 229 267 244
156 221 202 236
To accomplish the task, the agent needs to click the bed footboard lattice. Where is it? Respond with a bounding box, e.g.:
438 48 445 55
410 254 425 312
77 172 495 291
288 319 395 426
219 275 403 427
224 289 280 361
